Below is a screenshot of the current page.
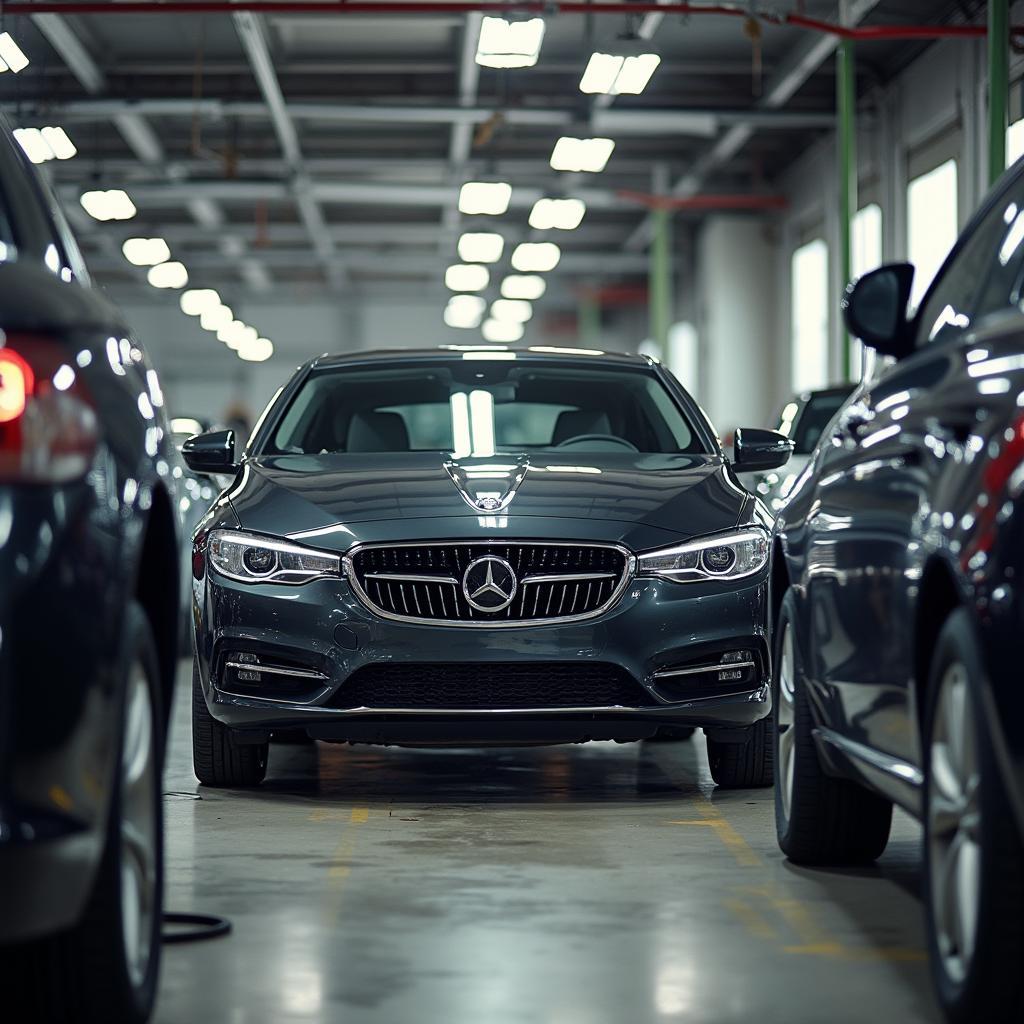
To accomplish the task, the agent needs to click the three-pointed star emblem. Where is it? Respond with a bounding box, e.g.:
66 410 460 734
462 555 518 613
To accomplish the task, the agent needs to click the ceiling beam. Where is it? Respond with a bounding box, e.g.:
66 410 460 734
624 0 882 251
232 11 344 289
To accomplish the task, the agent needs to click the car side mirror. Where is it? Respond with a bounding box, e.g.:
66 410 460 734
182 429 236 475
734 428 793 472
841 262 916 360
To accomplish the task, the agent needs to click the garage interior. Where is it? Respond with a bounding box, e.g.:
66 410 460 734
1 2 1020 1022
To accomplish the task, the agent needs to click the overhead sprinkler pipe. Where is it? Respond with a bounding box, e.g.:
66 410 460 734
3 1 1024 42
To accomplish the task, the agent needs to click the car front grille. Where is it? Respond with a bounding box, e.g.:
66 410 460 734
330 662 652 710
345 542 631 625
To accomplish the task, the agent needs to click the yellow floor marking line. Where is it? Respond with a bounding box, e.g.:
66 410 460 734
723 897 780 941
313 806 371 920
667 795 763 868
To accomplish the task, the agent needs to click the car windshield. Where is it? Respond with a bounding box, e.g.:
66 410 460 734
787 390 852 454
262 359 708 456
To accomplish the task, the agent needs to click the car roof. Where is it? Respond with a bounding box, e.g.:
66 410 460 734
308 347 658 371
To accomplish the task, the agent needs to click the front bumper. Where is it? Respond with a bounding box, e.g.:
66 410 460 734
195 568 771 745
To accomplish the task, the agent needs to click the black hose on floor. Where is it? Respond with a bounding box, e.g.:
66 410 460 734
162 912 232 944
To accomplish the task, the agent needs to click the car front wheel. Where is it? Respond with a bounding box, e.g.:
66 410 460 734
773 589 892 864
924 609 1024 1023
192 660 268 787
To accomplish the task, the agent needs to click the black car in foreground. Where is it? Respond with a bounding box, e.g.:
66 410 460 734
185 348 791 790
0 122 179 1023
771 163 1024 1022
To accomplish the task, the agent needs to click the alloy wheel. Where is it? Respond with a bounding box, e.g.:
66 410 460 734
776 621 796 821
928 661 982 986
120 659 158 989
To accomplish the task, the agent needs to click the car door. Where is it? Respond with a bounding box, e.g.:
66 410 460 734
803 164 1024 774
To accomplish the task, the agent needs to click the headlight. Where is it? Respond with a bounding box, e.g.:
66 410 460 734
636 527 769 583
208 530 340 585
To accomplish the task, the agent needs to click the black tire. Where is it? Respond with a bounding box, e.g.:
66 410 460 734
773 589 892 864
192 660 268 787
0 602 164 1023
646 726 696 742
923 609 1024 1024
706 715 773 788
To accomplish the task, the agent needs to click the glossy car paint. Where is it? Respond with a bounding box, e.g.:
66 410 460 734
0 124 179 943
774 165 1024 840
192 351 775 745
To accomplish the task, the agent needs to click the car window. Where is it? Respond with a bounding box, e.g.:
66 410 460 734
263 361 706 456
916 169 1024 347
790 391 852 454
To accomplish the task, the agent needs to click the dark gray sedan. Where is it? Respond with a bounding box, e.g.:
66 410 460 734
183 349 790 790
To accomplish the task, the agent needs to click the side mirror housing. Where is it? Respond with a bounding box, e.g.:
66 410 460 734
182 429 236 475
841 262 916 360
734 428 793 472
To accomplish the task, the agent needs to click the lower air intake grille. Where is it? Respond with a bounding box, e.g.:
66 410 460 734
330 662 652 710
346 542 630 625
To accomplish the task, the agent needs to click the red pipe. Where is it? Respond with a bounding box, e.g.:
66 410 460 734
1 0 1022 41
618 190 788 211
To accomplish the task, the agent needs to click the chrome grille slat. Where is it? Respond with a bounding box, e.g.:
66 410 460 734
346 541 631 627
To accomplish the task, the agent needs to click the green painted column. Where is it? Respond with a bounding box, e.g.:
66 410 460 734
989 0 1009 183
578 291 600 347
649 208 672 354
837 37 857 382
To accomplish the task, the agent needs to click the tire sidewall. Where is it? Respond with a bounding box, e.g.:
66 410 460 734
923 608 997 1022
772 589 800 847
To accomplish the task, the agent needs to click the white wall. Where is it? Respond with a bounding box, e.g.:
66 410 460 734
696 216 778 437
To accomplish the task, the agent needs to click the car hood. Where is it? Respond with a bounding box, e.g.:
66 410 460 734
226 451 749 551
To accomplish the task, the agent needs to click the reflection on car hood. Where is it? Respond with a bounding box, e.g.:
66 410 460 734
227 451 748 551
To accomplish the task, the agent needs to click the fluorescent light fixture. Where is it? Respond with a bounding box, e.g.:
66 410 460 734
458 181 512 216
123 237 171 267
549 137 615 173
444 294 487 329
80 189 137 222
457 232 504 263
180 288 221 316
501 275 546 301
482 319 525 343
170 417 203 435
238 337 274 362
0 33 30 74
529 197 586 231
217 320 249 346
580 52 660 95
40 126 76 160
200 304 233 331
13 128 53 164
147 261 188 289
511 242 560 273
445 263 490 291
491 299 532 323
475 17 545 69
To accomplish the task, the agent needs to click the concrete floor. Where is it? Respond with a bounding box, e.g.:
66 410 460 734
157 659 941 1023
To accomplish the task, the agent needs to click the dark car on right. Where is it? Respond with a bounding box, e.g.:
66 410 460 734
771 162 1024 1023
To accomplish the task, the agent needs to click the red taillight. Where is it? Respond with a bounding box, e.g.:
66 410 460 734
0 336 99 483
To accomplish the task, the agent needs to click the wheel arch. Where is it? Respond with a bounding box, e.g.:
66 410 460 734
913 555 965 738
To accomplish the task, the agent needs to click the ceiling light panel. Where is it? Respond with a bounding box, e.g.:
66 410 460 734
80 189 137 222
501 275 546 301
580 52 660 95
491 299 532 324
123 237 171 267
13 128 53 164
529 198 586 231
458 181 512 216
40 126 76 160
511 242 561 273
238 337 274 362
0 33 30 74
482 319 525 343
180 288 221 316
446 264 490 291
444 294 487 329
147 261 188 289
200 304 233 331
475 17 545 69
549 137 616 174
457 232 504 263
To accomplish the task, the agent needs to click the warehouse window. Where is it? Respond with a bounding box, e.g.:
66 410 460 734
1008 117 1024 167
668 321 698 394
849 204 882 377
907 159 958 308
790 238 829 393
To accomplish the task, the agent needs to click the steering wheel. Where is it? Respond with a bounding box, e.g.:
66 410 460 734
555 433 639 452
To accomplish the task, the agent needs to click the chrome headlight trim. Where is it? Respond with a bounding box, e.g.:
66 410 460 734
635 526 769 583
208 529 341 586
